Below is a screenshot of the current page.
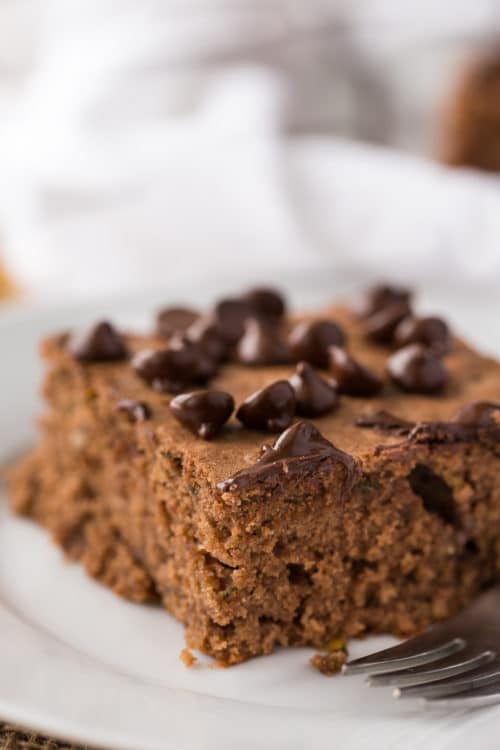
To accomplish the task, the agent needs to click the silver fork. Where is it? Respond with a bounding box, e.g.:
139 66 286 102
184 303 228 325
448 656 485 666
342 587 500 709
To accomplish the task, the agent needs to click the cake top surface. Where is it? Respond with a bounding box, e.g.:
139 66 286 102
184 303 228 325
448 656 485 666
44 291 500 487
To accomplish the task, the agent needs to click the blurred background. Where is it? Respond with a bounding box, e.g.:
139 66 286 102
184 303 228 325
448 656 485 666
0 0 500 303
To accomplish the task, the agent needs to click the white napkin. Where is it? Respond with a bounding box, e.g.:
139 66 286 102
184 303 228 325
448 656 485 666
288 138 500 288
0 66 314 296
0 0 500 298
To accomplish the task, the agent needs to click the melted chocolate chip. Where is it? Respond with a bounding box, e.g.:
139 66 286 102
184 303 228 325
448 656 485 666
364 302 411 344
243 287 286 320
329 346 382 397
288 320 345 369
451 401 500 428
372 421 468 457
354 283 412 318
186 316 228 362
393 316 451 354
407 422 474 444
354 410 415 434
132 336 216 393
236 381 296 432
170 390 234 439
117 399 152 422
408 413 500 444
156 307 199 338
67 321 128 362
289 361 339 417
217 420 358 493
259 421 338 462
236 318 289 366
387 344 448 394
213 298 253 345
376 407 500 455
408 464 458 526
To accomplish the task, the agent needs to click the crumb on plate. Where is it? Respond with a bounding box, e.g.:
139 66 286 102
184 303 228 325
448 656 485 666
310 643 348 676
180 647 197 668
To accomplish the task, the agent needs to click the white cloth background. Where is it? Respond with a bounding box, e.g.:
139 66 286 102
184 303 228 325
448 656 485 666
0 0 499 299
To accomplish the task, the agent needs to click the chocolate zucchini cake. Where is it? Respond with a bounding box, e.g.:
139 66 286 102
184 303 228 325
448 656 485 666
7 285 500 666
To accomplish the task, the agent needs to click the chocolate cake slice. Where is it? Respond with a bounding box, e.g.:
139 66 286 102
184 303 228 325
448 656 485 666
7 287 500 665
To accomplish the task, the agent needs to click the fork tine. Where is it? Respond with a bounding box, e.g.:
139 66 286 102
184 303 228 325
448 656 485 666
342 636 465 676
422 678 500 709
368 650 495 687
395 663 500 700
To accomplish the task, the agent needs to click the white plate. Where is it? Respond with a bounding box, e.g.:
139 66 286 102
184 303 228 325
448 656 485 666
1 272 500 750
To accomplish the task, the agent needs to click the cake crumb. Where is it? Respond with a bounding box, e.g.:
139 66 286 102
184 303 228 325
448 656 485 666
180 648 197 668
310 649 347 676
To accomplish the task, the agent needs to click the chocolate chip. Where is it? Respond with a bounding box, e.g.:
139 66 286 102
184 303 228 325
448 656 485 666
364 302 412 344
451 401 500 428
117 399 152 422
67 321 128 362
408 464 457 526
354 409 415 434
186 315 228 362
170 390 234 439
289 361 338 417
132 336 216 393
217 420 358 493
189 340 219 381
242 287 286 320
236 381 296 432
213 298 253 345
259 420 338 462
288 320 345 369
329 346 382 397
155 307 199 338
387 344 448 394
393 316 451 353
132 348 187 393
354 283 412 318
236 318 289 366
